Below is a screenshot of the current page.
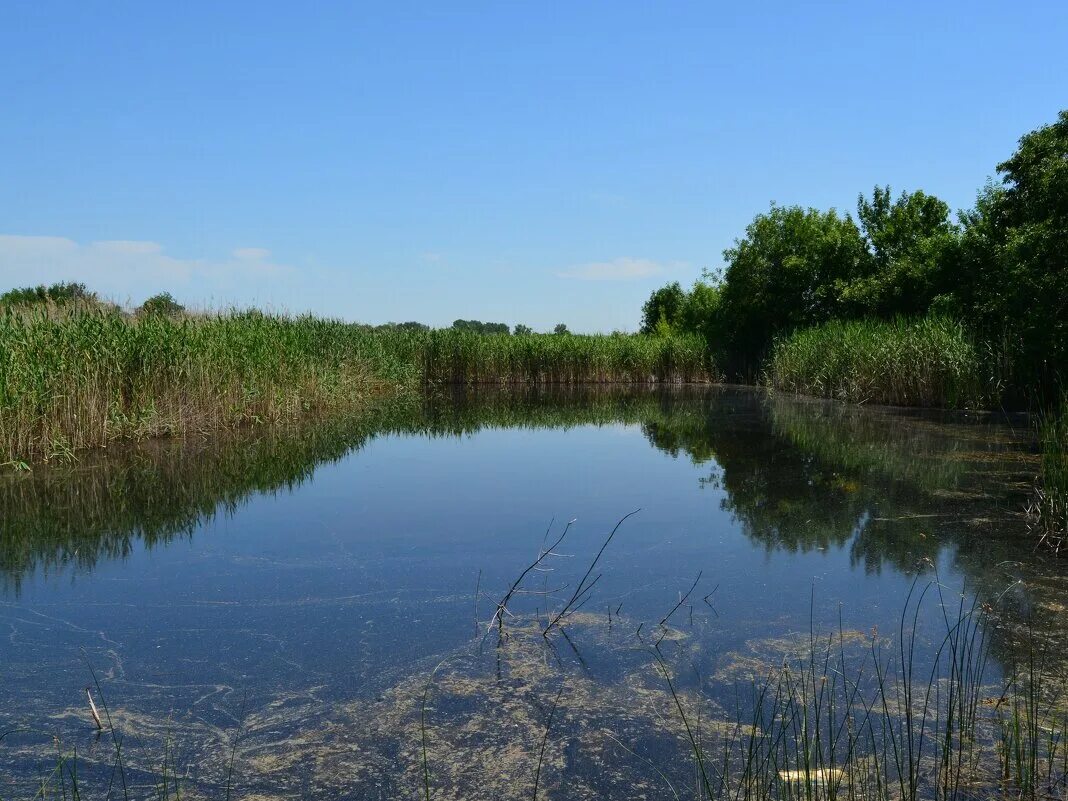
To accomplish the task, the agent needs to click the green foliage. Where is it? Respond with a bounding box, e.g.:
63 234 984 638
639 279 722 351
137 291 185 317
956 110 1068 395
417 327 710 384
0 305 713 462
513 324 533 335
553 323 570 335
639 282 686 333
717 205 869 375
768 315 990 408
0 281 97 307
840 186 960 317
378 321 430 332
678 280 722 343
452 319 510 335
638 109 1067 403
1031 395 1068 552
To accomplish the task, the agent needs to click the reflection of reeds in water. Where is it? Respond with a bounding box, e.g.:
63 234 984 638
0 385 735 596
767 394 1025 493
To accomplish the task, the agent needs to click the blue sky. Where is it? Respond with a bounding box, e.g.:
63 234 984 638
1 2 1065 331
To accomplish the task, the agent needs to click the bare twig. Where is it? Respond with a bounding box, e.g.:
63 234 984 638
544 510 640 636
489 519 576 636
660 570 703 626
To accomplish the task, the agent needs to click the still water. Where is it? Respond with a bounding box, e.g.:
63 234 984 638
0 386 1058 798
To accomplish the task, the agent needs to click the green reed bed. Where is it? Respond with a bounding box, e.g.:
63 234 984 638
0 307 408 463
0 307 713 463
416 329 713 385
768 316 991 409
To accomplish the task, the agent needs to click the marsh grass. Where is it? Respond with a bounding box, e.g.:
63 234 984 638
651 583 1068 801
0 306 398 463
768 317 992 409
1030 397 1068 554
0 307 713 463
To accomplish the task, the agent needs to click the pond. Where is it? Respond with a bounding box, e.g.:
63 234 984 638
0 386 1061 799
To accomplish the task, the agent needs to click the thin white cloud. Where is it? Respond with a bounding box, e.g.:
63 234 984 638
0 234 288 307
232 246 270 261
92 240 164 255
556 257 670 281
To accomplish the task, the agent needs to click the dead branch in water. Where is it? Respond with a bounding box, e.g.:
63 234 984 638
543 509 640 637
488 518 575 636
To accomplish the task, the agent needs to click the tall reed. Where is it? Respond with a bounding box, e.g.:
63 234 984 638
768 316 991 409
0 307 714 462
1030 395 1068 554
656 583 1066 801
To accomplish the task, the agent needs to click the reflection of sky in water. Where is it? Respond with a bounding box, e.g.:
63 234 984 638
0 388 1048 797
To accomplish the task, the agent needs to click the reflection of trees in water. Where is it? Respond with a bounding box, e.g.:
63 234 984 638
640 389 1054 672
3 385 1043 648
639 390 1035 575
0 386 719 594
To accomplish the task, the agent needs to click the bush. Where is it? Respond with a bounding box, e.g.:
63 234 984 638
137 292 185 317
0 282 97 308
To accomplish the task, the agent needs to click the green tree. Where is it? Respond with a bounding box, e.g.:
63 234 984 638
451 319 510 335
957 109 1068 394
640 282 686 334
137 292 185 317
513 324 533 335
717 205 868 376
678 279 722 344
0 282 96 308
553 323 570 335
840 186 959 317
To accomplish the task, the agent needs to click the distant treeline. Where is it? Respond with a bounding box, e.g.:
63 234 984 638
640 108 1067 408
0 286 569 338
377 319 572 336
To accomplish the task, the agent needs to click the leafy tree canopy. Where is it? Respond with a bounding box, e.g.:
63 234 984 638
640 282 687 334
0 282 97 308
840 186 958 318
957 109 1068 392
451 319 510 335
137 292 185 317
717 204 868 375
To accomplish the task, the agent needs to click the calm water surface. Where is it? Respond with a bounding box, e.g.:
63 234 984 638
0 386 1058 798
